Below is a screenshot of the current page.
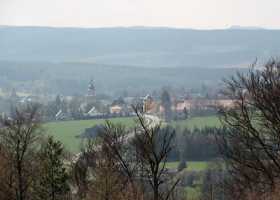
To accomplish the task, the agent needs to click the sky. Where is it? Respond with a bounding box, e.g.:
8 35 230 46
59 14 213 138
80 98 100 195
0 0 280 29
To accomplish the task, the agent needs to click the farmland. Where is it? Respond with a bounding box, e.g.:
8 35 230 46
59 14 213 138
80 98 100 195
44 117 136 153
44 115 220 153
166 161 208 171
172 116 220 129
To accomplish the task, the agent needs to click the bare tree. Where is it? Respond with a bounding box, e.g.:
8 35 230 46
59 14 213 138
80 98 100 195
86 131 138 200
133 108 180 200
72 139 96 199
0 147 13 200
99 121 138 185
217 59 280 198
73 121 142 200
0 104 42 200
76 105 179 200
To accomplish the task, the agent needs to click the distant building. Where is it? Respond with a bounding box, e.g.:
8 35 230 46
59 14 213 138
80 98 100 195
109 96 134 116
174 100 191 112
112 97 125 106
86 106 103 117
181 98 235 111
87 79 96 97
87 106 96 115
110 105 123 115
143 94 158 114
159 98 234 116
19 96 33 104
55 109 69 121
215 99 235 108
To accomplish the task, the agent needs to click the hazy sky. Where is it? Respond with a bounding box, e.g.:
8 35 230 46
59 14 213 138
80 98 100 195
1 0 280 29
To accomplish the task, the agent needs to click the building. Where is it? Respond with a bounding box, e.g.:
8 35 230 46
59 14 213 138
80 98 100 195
160 98 234 116
175 100 191 112
143 95 158 114
110 105 123 115
55 109 69 121
215 99 235 108
86 106 104 117
87 79 96 97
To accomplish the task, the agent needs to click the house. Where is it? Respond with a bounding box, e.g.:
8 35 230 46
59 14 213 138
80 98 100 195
112 97 125 106
143 95 158 114
159 98 234 118
175 100 191 112
55 110 69 121
173 100 190 119
19 95 42 104
215 99 235 108
110 105 123 115
109 97 134 116
159 99 190 114
86 106 103 117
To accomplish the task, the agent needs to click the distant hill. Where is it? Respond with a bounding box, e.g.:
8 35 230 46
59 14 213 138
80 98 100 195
229 25 266 30
0 60 246 95
0 26 279 68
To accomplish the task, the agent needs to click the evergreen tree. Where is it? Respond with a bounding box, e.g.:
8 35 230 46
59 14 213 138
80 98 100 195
37 136 70 200
161 90 172 122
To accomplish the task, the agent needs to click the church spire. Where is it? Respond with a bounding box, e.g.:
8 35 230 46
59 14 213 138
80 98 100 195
87 79 95 97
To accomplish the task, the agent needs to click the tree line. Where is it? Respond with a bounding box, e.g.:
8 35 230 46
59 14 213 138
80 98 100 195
0 105 70 200
0 105 182 200
2 58 280 200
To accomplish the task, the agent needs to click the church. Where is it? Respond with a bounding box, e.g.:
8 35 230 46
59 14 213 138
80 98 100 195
87 79 96 97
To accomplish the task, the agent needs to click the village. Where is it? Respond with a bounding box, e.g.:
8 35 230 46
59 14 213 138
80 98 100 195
0 79 234 122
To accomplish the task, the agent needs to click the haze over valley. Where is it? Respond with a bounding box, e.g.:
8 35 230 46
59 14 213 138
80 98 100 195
1 26 278 95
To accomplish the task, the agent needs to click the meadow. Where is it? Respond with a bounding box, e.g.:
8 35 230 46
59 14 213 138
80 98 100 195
165 161 208 171
172 115 220 129
44 117 136 153
45 115 216 199
44 115 220 153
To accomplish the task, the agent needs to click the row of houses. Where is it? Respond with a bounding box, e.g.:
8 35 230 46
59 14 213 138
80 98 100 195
93 94 235 120
143 94 235 115
2 84 235 121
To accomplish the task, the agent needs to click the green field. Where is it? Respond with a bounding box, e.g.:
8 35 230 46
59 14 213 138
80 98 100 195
44 117 136 153
165 161 208 171
44 115 220 153
171 116 220 129
166 161 208 199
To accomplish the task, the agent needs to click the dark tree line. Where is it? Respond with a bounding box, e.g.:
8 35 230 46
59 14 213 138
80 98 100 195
170 127 221 162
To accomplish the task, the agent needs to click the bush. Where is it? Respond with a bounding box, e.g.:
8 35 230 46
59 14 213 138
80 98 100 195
177 160 187 172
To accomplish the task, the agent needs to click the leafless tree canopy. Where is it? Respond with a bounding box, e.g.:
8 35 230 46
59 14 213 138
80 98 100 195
133 108 179 200
217 59 280 197
0 105 42 200
73 106 180 200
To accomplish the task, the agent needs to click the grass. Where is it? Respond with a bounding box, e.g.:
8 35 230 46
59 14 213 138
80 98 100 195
44 115 220 153
165 161 208 171
171 115 220 129
185 186 201 200
166 161 207 199
44 116 215 200
44 117 135 153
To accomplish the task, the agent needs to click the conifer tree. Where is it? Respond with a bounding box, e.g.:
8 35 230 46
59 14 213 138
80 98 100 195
38 136 70 200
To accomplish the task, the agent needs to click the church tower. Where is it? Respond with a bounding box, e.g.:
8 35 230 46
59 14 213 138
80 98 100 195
87 79 96 97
